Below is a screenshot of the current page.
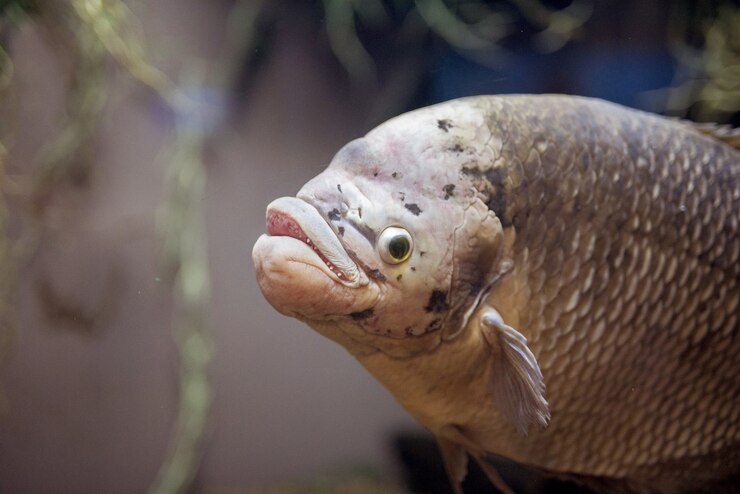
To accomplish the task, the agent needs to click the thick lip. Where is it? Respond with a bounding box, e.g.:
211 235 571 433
265 197 366 288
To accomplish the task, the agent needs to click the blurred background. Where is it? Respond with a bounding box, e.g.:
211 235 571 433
0 1 737 493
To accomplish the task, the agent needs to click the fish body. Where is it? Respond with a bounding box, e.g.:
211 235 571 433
252 95 740 493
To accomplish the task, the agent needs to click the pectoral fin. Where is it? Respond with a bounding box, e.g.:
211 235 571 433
480 307 550 435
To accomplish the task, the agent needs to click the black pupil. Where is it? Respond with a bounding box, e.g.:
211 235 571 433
388 236 410 259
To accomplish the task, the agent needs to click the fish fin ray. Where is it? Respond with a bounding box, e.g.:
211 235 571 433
470 454 516 494
436 437 468 494
481 307 550 435
437 427 515 494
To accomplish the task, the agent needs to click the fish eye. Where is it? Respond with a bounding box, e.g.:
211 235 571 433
378 226 413 264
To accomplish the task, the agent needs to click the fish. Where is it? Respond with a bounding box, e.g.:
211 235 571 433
251 95 740 493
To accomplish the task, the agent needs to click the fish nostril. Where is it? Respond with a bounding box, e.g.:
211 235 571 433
328 208 341 221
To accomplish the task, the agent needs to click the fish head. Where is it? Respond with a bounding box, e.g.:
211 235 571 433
253 100 506 357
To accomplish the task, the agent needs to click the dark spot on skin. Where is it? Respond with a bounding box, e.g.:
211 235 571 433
337 226 345 237
419 251 426 257
347 220 377 245
411 267 416 272
425 318 442 331
443 184 455 199
461 166 510 227
385 329 392 335
337 184 342 193
398 192 406 202
350 308 374 320
392 172 402 179
484 167 508 226
485 195 506 224
448 144 464 153
373 172 378 177
368 269 386 281
396 274 403 281
437 119 452 132
358 207 362 218
461 166 482 177
328 208 341 221
484 168 505 188
405 203 422 215
424 290 449 313
404 327 413 336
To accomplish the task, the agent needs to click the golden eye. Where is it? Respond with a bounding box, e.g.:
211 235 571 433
378 226 413 264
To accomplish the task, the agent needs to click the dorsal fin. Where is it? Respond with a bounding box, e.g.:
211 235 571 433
688 122 740 149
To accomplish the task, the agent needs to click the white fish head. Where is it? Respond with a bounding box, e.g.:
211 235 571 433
253 99 506 357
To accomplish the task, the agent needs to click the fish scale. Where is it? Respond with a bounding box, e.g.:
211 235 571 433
463 96 739 491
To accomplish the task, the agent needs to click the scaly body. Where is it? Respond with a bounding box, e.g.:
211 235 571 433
253 95 739 493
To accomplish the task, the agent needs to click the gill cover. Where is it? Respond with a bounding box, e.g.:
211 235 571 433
443 198 507 341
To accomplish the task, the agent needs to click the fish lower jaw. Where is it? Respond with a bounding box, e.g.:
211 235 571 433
253 234 345 288
252 234 381 322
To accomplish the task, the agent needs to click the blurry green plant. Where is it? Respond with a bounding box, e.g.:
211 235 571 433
664 2 740 122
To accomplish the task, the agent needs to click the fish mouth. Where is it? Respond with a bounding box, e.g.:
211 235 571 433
265 197 366 287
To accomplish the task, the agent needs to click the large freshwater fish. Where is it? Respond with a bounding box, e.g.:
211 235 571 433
252 95 739 493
